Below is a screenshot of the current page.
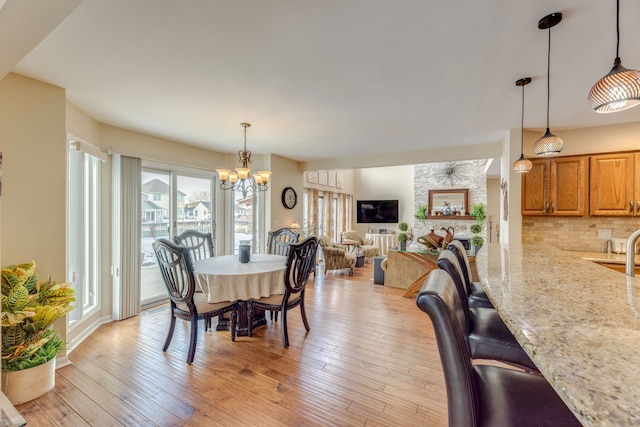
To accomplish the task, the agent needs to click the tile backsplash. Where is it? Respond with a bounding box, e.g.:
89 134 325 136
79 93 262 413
522 216 640 253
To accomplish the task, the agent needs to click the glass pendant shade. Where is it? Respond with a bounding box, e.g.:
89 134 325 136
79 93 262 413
536 13 563 157
513 155 533 174
588 0 640 113
513 77 532 173
534 129 563 156
589 58 640 113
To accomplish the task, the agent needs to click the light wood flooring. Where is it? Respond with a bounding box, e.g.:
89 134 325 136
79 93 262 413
16 262 448 426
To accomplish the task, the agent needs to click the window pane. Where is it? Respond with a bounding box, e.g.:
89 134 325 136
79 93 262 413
176 175 214 238
67 144 100 326
233 189 253 253
141 170 171 305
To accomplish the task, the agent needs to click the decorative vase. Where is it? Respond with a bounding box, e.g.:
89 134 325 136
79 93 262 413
2 357 56 405
239 240 251 263
399 241 406 251
471 244 483 257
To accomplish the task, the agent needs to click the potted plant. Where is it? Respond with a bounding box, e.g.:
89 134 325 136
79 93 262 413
398 222 409 251
470 203 486 255
1 261 75 405
415 204 428 222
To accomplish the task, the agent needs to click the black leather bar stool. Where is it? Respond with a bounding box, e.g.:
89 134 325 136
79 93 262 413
437 250 538 372
447 240 493 308
416 270 581 427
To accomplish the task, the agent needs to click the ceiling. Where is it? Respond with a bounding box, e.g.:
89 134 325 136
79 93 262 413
4 0 640 165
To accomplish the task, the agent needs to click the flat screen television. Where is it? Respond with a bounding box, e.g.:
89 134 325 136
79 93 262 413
356 200 398 224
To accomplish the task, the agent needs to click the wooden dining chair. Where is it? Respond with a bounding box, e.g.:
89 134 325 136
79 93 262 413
266 227 300 257
248 237 318 347
416 270 581 427
266 228 301 321
153 239 237 364
173 230 215 263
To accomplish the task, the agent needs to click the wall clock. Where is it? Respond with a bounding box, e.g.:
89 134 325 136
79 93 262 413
282 187 297 209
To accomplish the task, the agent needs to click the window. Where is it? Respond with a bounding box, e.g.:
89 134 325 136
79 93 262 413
67 140 103 327
141 168 216 307
231 189 264 254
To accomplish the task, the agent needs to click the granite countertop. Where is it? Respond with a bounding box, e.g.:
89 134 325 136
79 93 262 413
565 250 640 265
476 243 640 427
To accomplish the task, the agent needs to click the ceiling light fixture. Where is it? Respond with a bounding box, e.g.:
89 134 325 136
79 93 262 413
588 0 640 113
216 123 271 199
513 77 533 174
534 12 563 157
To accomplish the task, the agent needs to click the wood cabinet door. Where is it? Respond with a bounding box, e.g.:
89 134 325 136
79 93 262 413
550 156 588 216
521 159 549 215
590 153 635 216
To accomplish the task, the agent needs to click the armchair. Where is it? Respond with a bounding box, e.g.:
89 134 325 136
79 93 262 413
318 235 356 275
341 230 380 260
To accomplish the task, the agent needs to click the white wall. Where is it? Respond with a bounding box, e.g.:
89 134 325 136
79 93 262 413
0 73 66 283
503 128 523 245
0 73 68 344
523 123 640 157
353 165 414 235
486 178 500 243
269 154 304 236
304 169 355 195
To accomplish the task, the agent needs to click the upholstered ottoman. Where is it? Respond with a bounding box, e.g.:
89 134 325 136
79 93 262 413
374 255 386 284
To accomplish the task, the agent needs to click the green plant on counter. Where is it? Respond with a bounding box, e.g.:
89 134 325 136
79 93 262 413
470 204 486 249
398 222 409 249
470 223 483 235
470 234 485 247
1 261 76 372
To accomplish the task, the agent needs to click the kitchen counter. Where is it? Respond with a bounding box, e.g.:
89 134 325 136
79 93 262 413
476 243 640 427
565 250 640 265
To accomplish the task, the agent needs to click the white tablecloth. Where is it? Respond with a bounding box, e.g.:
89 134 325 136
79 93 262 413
365 233 398 256
193 254 286 303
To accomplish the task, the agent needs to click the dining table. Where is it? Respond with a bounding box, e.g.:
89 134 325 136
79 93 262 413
365 233 399 256
192 254 287 336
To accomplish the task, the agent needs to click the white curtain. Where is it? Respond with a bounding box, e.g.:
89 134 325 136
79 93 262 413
323 191 335 242
336 193 347 237
306 188 319 237
112 154 141 320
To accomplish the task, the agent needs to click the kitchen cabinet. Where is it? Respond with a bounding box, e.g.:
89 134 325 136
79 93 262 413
521 156 588 216
590 152 640 216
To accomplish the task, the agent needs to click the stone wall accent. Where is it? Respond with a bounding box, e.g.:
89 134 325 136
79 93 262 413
413 160 487 244
522 216 640 253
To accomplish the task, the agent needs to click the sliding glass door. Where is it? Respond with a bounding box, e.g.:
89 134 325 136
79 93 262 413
140 167 215 307
231 188 264 254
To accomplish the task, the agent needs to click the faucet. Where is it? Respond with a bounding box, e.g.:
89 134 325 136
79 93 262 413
626 229 640 276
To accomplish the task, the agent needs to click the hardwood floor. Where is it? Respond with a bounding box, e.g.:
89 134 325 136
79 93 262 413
16 262 448 426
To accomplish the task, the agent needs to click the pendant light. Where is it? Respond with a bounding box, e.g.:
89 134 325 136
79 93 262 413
588 0 640 113
534 13 563 157
513 77 533 173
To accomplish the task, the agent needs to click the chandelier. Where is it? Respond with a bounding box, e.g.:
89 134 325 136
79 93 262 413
216 123 271 199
